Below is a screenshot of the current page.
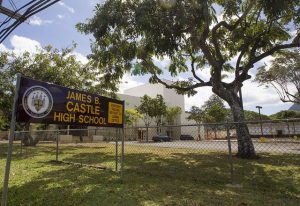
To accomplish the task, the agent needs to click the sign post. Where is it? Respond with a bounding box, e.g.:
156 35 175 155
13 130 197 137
1 73 21 206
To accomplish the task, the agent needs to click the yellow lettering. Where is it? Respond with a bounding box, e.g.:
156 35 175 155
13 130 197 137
53 112 76 123
75 92 81 101
66 101 73 112
79 115 84 123
82 94 86 102
94 106 100 115
53 112 61 121
95 97 99 104
78 115 106 125
73 102 80 112
66 91 71 99
80 103 86 113
70 91 75 100
87 95 92 103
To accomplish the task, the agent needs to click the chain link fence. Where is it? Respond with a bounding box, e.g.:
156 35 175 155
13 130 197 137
0 119 299 204
1 119 299 169
1 128 123 172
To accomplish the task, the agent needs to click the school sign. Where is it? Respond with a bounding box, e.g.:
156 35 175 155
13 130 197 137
1 74 125 206
16 76 124 128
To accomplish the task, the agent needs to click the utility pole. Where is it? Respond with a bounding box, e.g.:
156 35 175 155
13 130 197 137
256 106 263 136
0 0 22 20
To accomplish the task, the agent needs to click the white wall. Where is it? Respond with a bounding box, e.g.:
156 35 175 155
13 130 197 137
121 81 187 126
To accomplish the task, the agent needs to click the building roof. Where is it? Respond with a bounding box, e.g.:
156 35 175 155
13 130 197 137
289 104 300 111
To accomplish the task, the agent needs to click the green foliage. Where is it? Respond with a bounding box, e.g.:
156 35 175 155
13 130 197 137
136 94 167 126
202 95 225 111
1 144 300 206
0 44 113 127
165 106 181 125
0 114 8 130
244 110 270 121
186 106 205 124
255 49 300 104
78 0 300 157
187 95 227 123
125 108 143 126
77 0 300 97
204 104 227 123
270 110 300 119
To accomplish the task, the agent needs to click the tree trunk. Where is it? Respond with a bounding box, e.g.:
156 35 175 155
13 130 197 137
227 94 257 159
214 87 257 159
22 123 40 146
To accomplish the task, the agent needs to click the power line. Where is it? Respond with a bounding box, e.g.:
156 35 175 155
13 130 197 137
0 0 61 43
9 0 18 11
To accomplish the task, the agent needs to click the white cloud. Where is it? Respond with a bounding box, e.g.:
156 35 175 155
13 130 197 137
10 35 41 55
183 80 289 115
152 56 171 70
58 2 75 13
72 52 88 64
57 14 65 19
184 87 214 111
242 81 281 106
1 35 88 66
0 44 9 52
29 15 53 26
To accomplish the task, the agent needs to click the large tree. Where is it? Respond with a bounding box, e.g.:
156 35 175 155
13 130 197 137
165 106 181 125
125 108 143 126
136 94 167 128
255 49 300 104
0 44 108 145
77 0 300 158
136 95 155 127
152 94 167 129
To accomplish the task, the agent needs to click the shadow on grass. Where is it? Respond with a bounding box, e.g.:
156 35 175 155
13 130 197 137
3 146 299 206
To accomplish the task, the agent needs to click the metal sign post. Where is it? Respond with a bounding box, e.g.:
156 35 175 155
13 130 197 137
1 74 21 206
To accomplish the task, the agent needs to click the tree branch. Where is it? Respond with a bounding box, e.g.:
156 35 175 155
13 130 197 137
187 51 205 84
211 0 256 65
152 74 211 92
247 42 300 69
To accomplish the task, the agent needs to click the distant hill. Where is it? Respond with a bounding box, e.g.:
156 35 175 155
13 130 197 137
289 104 300 111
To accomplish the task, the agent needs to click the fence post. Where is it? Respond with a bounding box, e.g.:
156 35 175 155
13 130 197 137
121 128 125 179
115 128 119 172
226 121 234 185
56 130 59 162
146 126 149 142
286 119 291 138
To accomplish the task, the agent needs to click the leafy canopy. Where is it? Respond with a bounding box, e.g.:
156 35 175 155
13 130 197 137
0 44 112 128
165 106 181 125
77 0 300 99
255 49 300 104
187 95 226 123
125 108 143 126
136 94 167 126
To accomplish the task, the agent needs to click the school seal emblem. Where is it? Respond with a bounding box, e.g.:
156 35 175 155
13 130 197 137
22 86 53 118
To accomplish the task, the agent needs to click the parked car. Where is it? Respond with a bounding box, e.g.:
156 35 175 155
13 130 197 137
180 134 194 140
152 135 172 142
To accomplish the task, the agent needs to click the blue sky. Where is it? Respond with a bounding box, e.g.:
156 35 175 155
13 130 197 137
0 0 295 115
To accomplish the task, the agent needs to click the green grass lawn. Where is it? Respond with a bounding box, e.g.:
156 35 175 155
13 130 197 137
0 142 299 206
